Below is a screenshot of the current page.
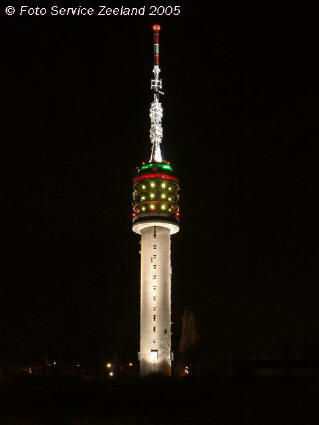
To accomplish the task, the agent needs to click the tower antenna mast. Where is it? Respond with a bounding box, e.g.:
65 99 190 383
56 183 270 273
150 24 164 163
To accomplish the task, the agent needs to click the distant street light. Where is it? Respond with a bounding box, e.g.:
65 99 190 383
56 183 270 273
106 362 112 369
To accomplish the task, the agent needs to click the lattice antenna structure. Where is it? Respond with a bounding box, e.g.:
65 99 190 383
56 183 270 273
150 24 164 163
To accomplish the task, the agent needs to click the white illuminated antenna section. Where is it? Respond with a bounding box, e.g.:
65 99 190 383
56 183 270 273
150 24 164 163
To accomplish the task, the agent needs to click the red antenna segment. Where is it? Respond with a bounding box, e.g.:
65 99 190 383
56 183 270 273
153 24 161 66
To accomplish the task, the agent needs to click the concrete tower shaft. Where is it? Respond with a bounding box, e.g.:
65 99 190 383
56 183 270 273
133 219 178 376
140 225 171 375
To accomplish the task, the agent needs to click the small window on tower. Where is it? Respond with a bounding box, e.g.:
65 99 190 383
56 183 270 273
153 255 157 259
153 296 156 301
153 286 156 290
153 327 156 332
153 245 157 249
153 227 157 238
153 265 157 269
153 275 157 280
164 329 167 334
153 315 156 321
153 307 156 311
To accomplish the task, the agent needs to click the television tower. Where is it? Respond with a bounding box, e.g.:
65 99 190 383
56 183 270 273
132 24 180 376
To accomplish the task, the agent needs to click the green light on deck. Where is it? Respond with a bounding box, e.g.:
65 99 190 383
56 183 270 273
160 163 173 171
141 163 173 172
141 163 153 171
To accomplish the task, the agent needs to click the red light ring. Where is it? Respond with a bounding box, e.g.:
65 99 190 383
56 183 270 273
134 173 179 184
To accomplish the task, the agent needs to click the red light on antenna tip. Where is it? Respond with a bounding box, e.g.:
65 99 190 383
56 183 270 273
153 24 161 32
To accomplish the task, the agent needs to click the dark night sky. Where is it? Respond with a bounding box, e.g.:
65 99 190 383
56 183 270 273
2 3 318 366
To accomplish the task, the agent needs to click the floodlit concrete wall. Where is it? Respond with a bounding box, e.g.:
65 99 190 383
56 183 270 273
140 225 171 376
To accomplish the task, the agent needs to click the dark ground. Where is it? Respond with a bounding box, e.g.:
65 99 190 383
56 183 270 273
0 375 319 424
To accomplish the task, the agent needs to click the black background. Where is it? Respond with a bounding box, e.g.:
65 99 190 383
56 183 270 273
2 2 318 369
